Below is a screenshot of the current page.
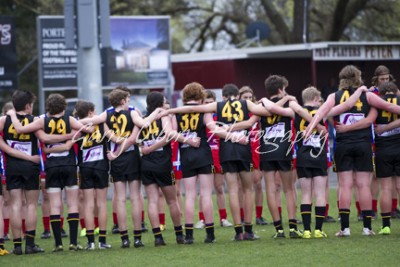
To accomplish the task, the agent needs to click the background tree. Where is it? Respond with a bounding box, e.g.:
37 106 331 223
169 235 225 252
180 0 400 50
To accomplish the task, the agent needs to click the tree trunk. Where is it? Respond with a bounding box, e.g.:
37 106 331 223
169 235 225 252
260 0 291 43
329 0 369 41
292 0 306 43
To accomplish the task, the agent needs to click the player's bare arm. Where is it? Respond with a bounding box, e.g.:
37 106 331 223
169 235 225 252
0 135 40 164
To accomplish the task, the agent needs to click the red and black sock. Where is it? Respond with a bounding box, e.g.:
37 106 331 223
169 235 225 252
355 201 361 216
325 204 330 217
255 206 263 219
3 218 9 235
80 218 86 229
219 209 227 221
372 199 378 213
42 216 50 231
22 219 26 234
199 212 205 221
159 213 166 225
392 198 398 212
112 212 118 225
240 208 244 221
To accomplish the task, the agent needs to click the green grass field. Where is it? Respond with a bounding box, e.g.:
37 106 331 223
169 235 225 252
2 190 399 267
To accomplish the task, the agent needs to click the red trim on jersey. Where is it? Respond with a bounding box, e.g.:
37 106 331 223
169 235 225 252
248 114 260 170
171 140 182 180
207 113 222 173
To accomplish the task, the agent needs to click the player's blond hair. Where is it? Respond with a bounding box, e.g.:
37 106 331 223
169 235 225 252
302 86 321 103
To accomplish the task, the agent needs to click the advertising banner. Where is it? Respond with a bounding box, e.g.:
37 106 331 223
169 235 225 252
37 16 170 89
37 17 78 88
0 16 17 90
102 16 170 87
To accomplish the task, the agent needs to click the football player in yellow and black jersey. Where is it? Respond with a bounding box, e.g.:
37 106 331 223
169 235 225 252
162 82 289 241
257 75 303 238
74 100 111 250
79 86 162 248
134 92 184 246
0 90 43 255
1 91 71 254
373 82 400 235
369 66 395 219
306 65 400 237
173 84 216 244
7 93 90 252
0 90 44 255
292 87 329 238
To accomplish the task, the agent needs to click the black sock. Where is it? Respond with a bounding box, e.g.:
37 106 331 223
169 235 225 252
133 230 142 241
301 204 312 231
244 223 253 234
152 227 162 239
289 219 297 230
174 225 183 237
50 214 62 246
98 230 106 244
205 223 215 237
67 213 79 245
381 212 391 228
0 238 4 249
273 220 283 231
339 209 350 230
362 210 372 230
185 224 193 237
234 224 243 235
13 238 22 249
315 206 326 231
120 230 129 241
86 229 95 243
25 230 36 246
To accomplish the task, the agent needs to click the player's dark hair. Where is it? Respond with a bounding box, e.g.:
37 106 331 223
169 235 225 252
12 90 36 112
46 93 67 115
222 84 239 98
146 91 164 114
74 100 95 119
